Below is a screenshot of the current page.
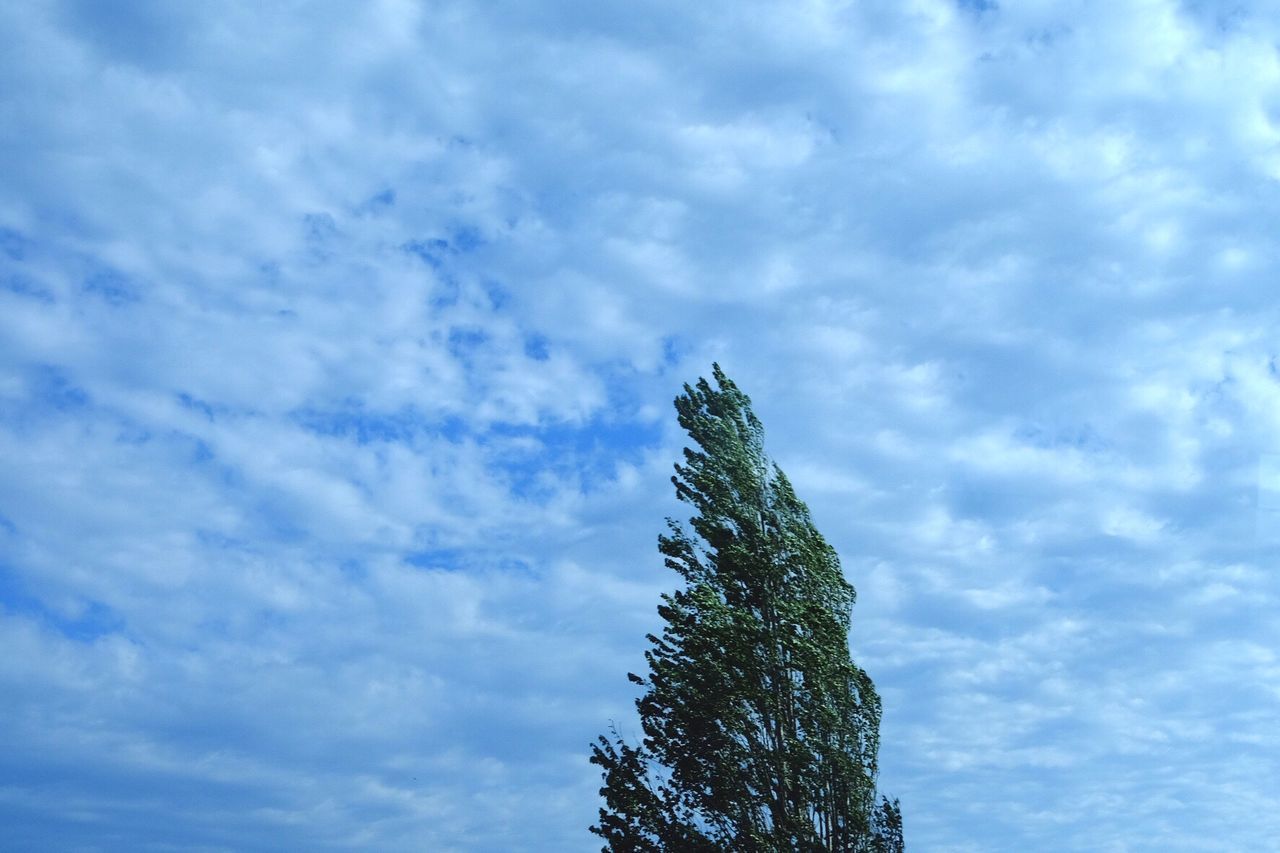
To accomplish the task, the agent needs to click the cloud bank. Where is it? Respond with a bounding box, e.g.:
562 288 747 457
2 0 1279 849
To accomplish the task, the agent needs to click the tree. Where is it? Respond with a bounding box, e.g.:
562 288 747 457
590 365 903 852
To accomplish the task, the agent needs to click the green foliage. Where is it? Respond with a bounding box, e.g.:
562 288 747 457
871 797 905 853
591 365 903 852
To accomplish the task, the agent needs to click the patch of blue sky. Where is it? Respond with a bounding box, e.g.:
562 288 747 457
194 528 244 551
338 558 367 581
56 0 194 72
357 188 396 216
0 734 317 852
0 795 268 853
483 279 510 310
401 239 463 309
173 392 257 424
0 565 123 643
0 226 27 259
112 421 153 445
449 225 484 253
1 272 53 302
1012 421 1110 452
429 278 462 309
405 543 532 574
400 227 495 313
402 225 486 269
402 237 451 271
290 403 451 446
294 394 659 493
14 206 97 244
176 392 218 421
523 333 550 361
190 437 215 464
163 432 247 496
239 495 314 546
898 582 1042 639
0 229 50 300
82 267 140 306
1177 1 1252 34
942 476 1042 523
26 365 90 412
303 212 338 243
404 547 466 571
446 326 488 363
302 212 340 262
485 415 663 500
661 336 681 366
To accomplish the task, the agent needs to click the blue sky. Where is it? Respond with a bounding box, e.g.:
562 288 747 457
2 1 1279 850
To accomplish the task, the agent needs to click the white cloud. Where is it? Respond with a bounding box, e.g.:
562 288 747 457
2 0 1280 849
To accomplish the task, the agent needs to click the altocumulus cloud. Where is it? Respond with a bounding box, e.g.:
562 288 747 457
2 0 1279 850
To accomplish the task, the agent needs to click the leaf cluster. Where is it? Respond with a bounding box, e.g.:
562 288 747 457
591 366 904 851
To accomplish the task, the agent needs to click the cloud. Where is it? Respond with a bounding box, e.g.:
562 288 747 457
2 0 1280 849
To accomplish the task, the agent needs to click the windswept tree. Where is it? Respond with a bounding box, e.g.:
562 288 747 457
591 365 903 852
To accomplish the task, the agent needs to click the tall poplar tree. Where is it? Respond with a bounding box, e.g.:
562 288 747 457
590 365 903 852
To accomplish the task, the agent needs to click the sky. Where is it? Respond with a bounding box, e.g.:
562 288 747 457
2 0 1279 850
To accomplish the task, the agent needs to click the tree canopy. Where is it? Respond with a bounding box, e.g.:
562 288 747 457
591 365 903 851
